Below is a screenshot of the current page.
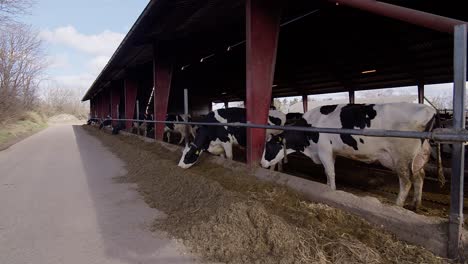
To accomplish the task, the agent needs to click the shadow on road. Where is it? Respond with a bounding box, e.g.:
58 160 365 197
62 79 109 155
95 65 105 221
71 125 192 264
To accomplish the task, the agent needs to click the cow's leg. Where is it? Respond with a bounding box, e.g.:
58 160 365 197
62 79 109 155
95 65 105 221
277 159 283 172
396 166 412 207
222 142 234 160
411 170 425 210
190 129 196 141
178 133 185 145
318 149 336 190
167 132 171 143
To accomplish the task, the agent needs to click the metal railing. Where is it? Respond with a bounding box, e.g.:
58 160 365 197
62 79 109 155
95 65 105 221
96 117 468 143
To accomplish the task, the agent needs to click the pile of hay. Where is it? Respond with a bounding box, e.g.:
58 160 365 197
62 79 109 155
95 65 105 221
48 114 80 124
84 126 448 264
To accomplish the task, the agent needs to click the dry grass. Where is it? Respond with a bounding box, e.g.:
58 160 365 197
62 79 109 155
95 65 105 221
84 126 449 264
0 111 47 145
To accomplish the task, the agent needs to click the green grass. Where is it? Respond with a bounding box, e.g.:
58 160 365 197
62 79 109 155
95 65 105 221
0 112 48 145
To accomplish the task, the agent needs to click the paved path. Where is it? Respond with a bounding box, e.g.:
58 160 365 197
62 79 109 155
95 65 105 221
0 124 196 264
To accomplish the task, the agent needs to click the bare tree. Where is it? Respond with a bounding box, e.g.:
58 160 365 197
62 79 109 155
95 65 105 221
0 24 46 122
0 0 33 24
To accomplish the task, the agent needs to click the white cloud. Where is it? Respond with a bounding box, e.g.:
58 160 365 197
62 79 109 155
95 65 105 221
88 55 111 74
47 54 71 69
40 26 124 56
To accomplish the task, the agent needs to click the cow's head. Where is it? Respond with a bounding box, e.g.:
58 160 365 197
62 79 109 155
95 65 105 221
178 143 203 168
261 134 286 168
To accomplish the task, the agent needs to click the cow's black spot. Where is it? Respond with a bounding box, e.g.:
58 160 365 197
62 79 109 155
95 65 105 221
330 140 333 144
339 104 377 150
183 146 201 165
269 116 282 126
192 108 247 152
320 105 338 115
264 137 283 162
359 138 364 144
277 118 319 154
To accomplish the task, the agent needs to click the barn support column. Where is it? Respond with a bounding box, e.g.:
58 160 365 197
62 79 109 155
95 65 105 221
349 89 355 104
224 101 229 109
448 24 467 260
153 43 173 141
246 0 282 166
102 88 110 118
302 95 308 113
124 78 138 131
97 94 103 119
418 83 425 104
89 98 94 118
111 84 121 126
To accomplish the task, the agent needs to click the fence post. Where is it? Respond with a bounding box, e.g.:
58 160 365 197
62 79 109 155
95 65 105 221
448 23 467 260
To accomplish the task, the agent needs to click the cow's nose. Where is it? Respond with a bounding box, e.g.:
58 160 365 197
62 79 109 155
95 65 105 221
260 160 270 168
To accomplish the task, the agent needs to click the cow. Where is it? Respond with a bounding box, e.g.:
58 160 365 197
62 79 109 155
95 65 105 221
99 115 112 129
267 109 286 138
164 114 196 144
260 103 438 210
132 113 150 137
112 121 126 135
285 112 304 124
178 108 286 169
87 118 99 126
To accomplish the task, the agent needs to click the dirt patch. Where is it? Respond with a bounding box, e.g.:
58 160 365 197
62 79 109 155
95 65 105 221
83 125 449 264
48 114 82 124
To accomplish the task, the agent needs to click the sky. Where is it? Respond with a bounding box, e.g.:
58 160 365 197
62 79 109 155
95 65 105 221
20 0 149 93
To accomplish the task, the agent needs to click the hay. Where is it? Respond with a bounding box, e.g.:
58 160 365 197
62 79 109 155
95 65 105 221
83 126 449 264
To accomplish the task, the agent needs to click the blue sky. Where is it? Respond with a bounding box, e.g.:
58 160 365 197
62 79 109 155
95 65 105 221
21 0 148 92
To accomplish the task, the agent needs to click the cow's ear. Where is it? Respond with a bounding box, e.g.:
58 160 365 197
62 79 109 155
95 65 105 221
195 150 200 155
277 136 283 143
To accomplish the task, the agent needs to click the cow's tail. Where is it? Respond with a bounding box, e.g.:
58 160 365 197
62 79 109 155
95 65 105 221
426 114 445 187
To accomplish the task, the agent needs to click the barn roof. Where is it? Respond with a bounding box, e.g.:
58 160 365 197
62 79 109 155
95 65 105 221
82 0 468 102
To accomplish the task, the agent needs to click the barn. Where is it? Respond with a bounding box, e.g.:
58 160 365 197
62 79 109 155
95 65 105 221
82 0 468 258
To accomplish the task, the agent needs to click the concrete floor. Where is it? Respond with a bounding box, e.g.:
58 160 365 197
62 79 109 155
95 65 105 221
0 124 197 264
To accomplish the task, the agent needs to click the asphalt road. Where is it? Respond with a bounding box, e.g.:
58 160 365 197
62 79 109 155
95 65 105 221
0 124 196 264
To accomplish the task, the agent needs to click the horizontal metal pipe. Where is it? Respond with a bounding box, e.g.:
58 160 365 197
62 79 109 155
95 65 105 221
103 118 468 142
330 0 468 33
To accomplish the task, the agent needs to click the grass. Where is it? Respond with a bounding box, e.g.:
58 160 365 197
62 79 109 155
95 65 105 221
0 112 47 146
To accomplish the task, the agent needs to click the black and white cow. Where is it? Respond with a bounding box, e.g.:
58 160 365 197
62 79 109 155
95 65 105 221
261 103 437 210
267 109 286 137
178 108 285 169
99 115 112 129
164 114 196 144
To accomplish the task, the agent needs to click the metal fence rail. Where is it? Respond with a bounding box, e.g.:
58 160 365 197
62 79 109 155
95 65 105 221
97 117 468 143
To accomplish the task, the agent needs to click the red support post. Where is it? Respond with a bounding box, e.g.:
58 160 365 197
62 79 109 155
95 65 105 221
89 98 94 118
124 78 138 130
246 0 282 166
97 94 103 119
302 95 308 113
102 89 110 118
111 85 121 126
153 43 173 141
